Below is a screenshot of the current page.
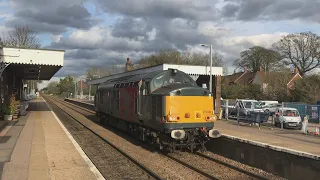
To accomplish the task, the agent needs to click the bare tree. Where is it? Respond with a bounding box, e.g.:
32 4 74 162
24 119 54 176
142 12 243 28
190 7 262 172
290 74 320 103
273 31 320 76
264 70 293 101
136 49 183 67
136 49 224 68
1 25 42 95
1 25 41 48
181 51 223 66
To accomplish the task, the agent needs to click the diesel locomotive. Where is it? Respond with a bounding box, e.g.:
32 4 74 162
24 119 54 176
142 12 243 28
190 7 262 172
94 68 221 152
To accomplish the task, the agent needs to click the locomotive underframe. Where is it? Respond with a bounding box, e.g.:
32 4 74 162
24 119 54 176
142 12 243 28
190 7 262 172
96 111 213 152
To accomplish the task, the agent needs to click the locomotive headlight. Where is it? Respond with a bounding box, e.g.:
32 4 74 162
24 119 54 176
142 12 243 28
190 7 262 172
206 115 217 122
171 130 186 139
209 128 221 138
167 115 180 122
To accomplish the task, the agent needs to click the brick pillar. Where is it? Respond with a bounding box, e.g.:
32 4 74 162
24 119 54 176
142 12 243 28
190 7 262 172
215 75 221 114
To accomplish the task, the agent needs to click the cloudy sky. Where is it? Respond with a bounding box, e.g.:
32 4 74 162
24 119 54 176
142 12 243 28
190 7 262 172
1 0 320 89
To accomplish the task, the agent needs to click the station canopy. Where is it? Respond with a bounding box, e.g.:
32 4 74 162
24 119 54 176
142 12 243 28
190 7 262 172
0 47 64 80
87 64 223 85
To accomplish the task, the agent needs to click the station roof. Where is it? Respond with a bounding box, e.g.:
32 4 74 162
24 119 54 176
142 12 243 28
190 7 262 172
87 63 223 85
0 47 64 80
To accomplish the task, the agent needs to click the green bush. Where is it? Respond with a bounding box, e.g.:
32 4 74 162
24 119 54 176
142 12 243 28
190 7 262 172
2 105 14 115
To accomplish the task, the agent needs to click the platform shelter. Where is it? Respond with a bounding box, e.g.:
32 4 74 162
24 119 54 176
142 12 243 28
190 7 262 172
0 47 64 114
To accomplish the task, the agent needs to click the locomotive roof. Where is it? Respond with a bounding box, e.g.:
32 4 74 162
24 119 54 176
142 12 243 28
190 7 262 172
88 63 224 85
98 70 164 89
98 69 191 89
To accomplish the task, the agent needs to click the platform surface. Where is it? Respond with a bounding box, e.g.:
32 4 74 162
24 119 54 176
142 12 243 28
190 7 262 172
67 98 94 105
0 98 102 180
215 120 320 159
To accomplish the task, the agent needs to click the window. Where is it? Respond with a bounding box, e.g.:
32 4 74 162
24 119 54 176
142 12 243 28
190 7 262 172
253 102 261 109
150 71 198 93
152 72 167 91
145 82 150 94
244 102 252 109
283 110 299 117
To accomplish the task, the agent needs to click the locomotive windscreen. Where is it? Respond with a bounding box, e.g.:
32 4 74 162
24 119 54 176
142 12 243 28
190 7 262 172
150 70 197 92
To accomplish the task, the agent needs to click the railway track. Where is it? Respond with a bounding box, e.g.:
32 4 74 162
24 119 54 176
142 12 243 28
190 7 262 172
165 152 270 180
44 96 162 180
46 96 283 180
195 152 269 180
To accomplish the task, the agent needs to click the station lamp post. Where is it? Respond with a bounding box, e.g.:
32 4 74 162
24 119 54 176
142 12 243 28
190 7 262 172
200 44 213 92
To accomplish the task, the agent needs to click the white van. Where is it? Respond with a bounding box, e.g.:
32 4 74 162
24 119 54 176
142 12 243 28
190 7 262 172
259 101 279 108
274 107 302 129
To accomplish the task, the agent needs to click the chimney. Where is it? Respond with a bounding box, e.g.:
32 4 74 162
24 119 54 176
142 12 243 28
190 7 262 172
244 67 247 73
125 58 133 72
234 69 236 74
259 67 262 72
295 67 299 74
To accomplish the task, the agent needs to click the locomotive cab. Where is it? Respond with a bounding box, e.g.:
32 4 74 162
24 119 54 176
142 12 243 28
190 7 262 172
142 69 221 151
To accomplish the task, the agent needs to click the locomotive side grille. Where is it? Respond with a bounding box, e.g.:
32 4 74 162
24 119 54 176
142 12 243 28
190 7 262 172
152 96 156 120
156 96 162 119
152 96 162 121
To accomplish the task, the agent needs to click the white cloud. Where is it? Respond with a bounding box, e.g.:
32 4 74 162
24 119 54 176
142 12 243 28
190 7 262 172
3 0 320 87
68 26 105 44
37 77 61 90
51 35 63 42
0 25 12 35
220 32 289 48
198 22 232 37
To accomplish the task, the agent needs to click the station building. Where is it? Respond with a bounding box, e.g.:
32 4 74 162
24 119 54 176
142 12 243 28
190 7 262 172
0 47 64 115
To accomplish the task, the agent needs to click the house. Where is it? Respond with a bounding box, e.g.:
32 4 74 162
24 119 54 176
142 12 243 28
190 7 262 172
287 69 303 90
252 68 302 94
77 80 89 91
223 67 302 95
222 69 256 85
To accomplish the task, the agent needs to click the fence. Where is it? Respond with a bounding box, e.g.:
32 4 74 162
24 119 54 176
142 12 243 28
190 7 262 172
220 99 270 126
75 95 95 101
283 102 320 124
220 99 320 132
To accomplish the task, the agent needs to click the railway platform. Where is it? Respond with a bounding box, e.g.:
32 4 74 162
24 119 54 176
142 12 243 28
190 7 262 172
215 120 320 159
67 98 94 105
0 98 103 180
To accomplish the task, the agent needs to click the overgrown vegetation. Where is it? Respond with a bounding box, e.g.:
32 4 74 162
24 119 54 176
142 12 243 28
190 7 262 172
290 75 320 104
41 75 76 97
222 84 263 100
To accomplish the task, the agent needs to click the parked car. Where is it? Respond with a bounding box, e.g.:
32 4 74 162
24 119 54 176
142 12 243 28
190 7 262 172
274 107 302 129
228 99 264 117
262 103 282 115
